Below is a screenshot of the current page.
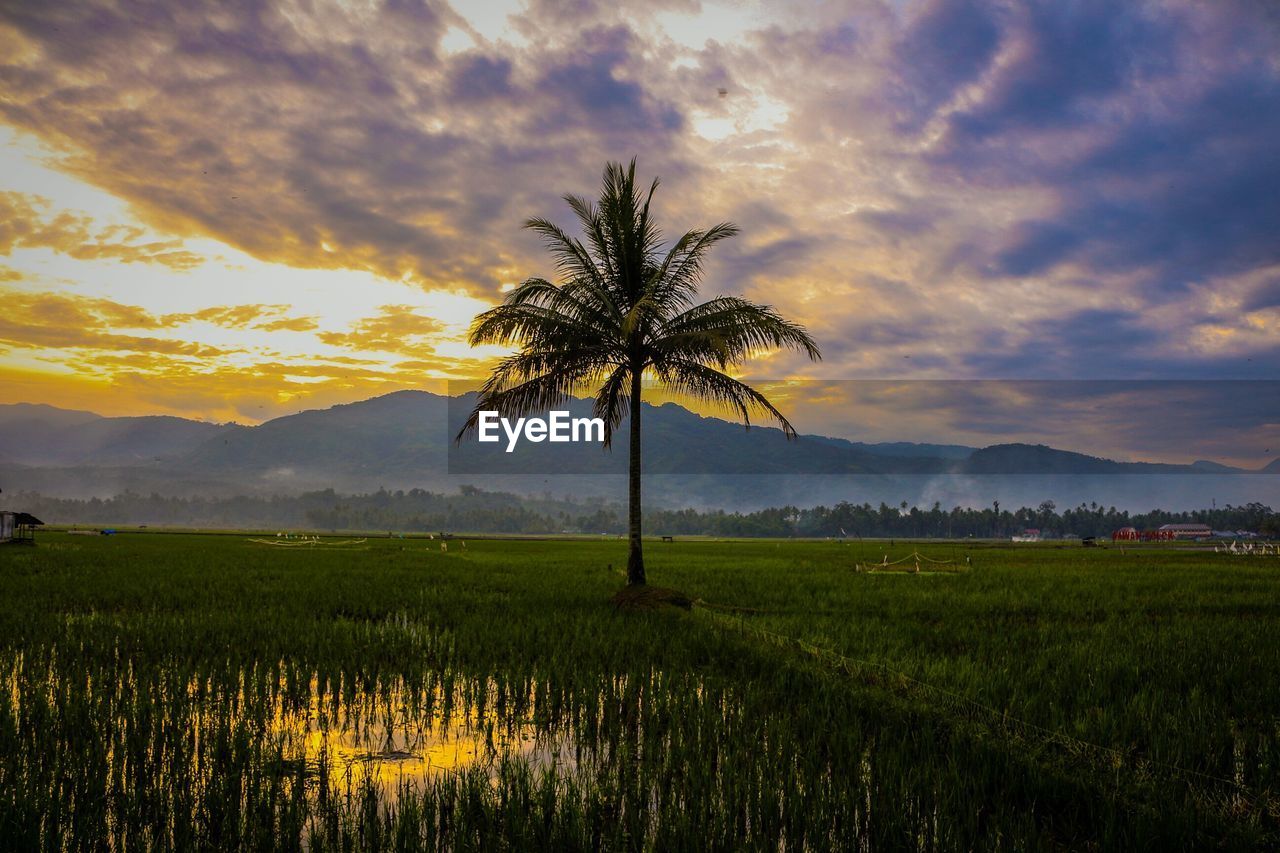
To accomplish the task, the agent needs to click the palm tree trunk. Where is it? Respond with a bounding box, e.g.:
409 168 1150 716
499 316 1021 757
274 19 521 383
626 368 646 586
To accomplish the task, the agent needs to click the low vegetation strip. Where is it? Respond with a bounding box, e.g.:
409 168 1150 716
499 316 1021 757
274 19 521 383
11 487 1277 539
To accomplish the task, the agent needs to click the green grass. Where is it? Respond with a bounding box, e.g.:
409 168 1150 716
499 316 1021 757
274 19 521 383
1 532 1277 850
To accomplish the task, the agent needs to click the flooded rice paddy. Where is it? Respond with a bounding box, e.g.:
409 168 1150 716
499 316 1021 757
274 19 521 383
2 534 1277 848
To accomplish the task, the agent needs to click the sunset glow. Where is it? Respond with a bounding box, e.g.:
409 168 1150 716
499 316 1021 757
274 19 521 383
1 0 1277 459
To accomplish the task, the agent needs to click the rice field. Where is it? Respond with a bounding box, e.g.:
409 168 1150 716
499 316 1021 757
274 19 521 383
1 532 1277 850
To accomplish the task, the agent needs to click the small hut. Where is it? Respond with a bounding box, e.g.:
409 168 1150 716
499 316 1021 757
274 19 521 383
0 511 43 544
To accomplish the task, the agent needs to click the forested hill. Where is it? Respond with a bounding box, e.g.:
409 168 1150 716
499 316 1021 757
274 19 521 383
2 392 1275 512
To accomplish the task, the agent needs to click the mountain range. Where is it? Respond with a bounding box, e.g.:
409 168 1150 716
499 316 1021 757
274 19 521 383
1 392 1275 511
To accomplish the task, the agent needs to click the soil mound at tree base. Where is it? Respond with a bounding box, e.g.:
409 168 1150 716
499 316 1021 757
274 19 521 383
610 585 693 611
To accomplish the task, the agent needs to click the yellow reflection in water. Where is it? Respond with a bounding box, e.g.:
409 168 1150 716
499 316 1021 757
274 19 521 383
270 677 574 797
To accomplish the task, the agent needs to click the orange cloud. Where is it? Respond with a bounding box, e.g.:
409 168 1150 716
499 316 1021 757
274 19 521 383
0 289 227 356
161 304 296 328
254 316 319 332
317 305 446 354
0 286 480 424
0 192 206 270
0 290 328 358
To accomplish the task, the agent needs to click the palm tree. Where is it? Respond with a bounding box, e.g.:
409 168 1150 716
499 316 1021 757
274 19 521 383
458 160 821 586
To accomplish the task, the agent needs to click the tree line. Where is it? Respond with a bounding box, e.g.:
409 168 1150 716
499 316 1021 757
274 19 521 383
12 488 1277 538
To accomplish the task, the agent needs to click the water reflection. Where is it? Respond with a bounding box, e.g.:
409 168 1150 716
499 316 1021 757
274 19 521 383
5 648 1243 850
266 678 577 796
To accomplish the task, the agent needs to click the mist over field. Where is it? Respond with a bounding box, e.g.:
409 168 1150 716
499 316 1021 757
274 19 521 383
4 391 1276 520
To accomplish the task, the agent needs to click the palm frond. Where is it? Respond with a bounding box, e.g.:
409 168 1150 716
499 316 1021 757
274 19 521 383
524 217 604 285
468 301 604 349
562 194 619 286
646 223 740 311
498 277 622 334
455 364 607 442
591 364 633 448
651 297 822 364
652 357 799 438
483 347 622 390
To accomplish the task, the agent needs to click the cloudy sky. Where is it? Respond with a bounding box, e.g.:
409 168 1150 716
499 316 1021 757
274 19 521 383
1 0 1277 464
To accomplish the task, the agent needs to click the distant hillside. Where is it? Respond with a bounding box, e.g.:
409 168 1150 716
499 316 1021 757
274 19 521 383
184 391 446 476
447 397 906 476
957 444 1246 475
1191 460 1241 473
813 437 976 460
0 403 239 467
0 403 102 429
0 393 1273 511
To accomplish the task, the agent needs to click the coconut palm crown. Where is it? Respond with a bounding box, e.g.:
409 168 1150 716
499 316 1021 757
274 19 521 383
458 160 821 586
